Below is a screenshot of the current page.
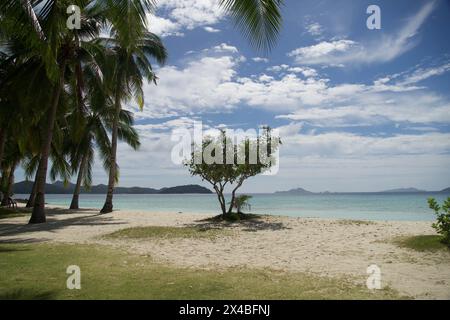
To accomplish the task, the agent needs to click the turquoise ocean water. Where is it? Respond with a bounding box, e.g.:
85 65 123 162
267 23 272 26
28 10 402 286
15 192 450 221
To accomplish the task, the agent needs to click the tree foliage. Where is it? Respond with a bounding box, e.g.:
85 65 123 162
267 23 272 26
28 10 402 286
185 128 280 217
428 197 450 246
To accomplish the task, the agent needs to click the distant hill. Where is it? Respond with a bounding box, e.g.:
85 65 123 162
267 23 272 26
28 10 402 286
159 185 212 194
12 181 212 194
379 187 427 193
440 187 450 193
275 187 314 195
273 186 450 194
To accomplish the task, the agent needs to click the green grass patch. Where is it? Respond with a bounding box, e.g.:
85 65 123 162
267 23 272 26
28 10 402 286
0 207 30 220
394 235 449 252
0 242 405 300
105 226 230 240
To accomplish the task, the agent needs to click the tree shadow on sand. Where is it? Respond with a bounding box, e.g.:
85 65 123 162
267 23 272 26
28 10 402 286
189 214 290 232
0 288 58 300
0 208 126 239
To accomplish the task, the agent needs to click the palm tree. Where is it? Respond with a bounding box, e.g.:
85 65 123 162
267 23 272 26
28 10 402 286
98 0 283 213
0 143 21 206
1 1 106 223
230 195 253 214
98 5 167 213
68 105 140 209
0 0 284 219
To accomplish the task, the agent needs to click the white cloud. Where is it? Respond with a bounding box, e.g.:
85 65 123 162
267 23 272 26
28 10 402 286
147 0 224 37
288 1 437 66
130 44 242 118
204 26 220 33
211 43 239 53
278 130 450 158
252 57 269 63
288 39 357 63
266 64 318 78
397 62 450 86
129 43 450 129
107 121 450 192
147 14 184 37
305 22 324 37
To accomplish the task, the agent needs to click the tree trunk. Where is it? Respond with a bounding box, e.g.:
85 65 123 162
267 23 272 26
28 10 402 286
1 161 18 206
227 181 243 215
0 128 6 169
70 153 87 210
0 167 8 204
100 89 120 214
213 185 227 216
0 128 6 203
29 61 66 224
26 175 37 208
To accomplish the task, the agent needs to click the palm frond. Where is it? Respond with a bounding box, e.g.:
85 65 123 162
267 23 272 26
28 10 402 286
219 0 283 52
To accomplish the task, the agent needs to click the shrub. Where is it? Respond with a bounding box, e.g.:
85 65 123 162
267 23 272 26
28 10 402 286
427 197 450 246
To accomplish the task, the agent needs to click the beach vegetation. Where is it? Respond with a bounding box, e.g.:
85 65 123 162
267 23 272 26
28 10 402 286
105 226 229 240
229 195 253 214
394 235 448 251
427 197 450 246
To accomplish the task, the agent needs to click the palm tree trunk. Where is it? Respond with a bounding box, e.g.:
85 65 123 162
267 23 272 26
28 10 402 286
1 160 18 206
70 153 87 210
0 128 6 168
0 129 5 204
0 167 7 204
26 175 37 208
0 167 10 206
100 89 120 214
29 61 66 224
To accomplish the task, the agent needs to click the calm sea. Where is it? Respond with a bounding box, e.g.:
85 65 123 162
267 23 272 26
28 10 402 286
15 192 450 221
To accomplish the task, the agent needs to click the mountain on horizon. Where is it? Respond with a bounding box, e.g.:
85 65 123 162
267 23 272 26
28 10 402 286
274 186 450 194
378 187 427 193
12 181 212 195
274 187 314 195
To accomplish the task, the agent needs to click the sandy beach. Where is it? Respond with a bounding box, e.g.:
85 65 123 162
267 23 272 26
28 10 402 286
0 205 449 300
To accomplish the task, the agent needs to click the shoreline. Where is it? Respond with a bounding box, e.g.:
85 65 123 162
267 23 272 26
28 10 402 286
13 198 439 222
1 205 449 299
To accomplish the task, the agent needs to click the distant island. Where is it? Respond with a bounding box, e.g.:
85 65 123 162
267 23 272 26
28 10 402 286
275 186 450 195
13 181 212 195
274 187 314 195
378 187 426 193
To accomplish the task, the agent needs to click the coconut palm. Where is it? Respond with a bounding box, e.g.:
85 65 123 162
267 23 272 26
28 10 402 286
97 32 167 213
230 195 253 214
96 3 168 212
0 0 284 220
67 104 140 209
0 145 21 206
98 0 283 213
1 0 107 222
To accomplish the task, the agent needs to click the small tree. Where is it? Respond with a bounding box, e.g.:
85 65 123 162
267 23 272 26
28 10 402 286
185 128 280 218
428 197 450 246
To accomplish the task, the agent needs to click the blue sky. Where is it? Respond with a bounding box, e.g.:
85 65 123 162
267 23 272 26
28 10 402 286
18 0 450 192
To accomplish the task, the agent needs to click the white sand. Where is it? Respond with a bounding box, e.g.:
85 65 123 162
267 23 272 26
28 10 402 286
1 205 449 299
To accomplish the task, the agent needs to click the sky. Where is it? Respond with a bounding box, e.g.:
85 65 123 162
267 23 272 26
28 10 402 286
18 0 450 193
